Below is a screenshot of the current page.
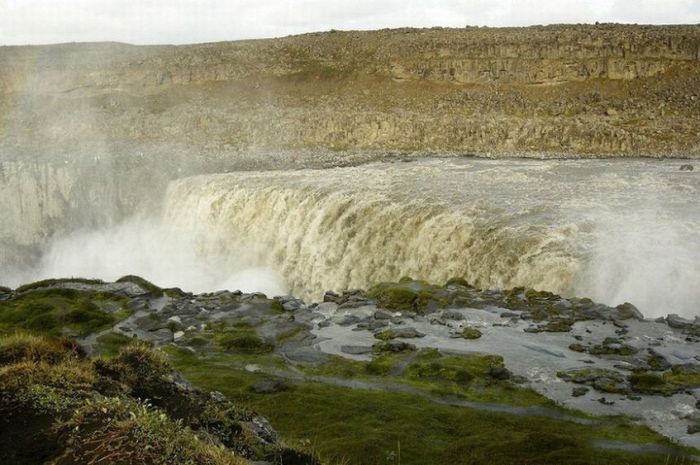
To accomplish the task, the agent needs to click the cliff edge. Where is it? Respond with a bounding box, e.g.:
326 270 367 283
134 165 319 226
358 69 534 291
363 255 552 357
1 24 699 158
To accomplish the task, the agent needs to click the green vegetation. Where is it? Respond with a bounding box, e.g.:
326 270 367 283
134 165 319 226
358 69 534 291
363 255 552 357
0 288 123 336
58 396 248 465
15 278 105 294
461 326 482 339
0 333 312 465
590 342 639 356
445 277 471 288
368 280 451 313
630 365 700 396
215 325 273 353
94 332 137 357
169 348 680 465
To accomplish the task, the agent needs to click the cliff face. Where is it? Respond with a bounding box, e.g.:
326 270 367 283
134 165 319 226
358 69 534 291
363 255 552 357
1 24 699 158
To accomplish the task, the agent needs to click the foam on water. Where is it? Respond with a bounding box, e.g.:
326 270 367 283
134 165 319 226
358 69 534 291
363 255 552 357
7 157 699 318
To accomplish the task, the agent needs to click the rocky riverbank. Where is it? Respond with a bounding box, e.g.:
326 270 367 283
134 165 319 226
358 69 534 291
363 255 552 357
1 276 698 462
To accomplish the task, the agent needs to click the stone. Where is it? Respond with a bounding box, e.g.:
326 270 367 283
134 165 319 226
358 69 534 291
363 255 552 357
336 315 361 326
375 327 425 339
614 302 643 320
173 330 185 341
373 340 417 353
323 291 340 303
367 320 389 330
666 314 694 329
572 386 590 397
282 300 303 312
500 311 520 318
679 164 695 171
341 345 373 355
373 310 393 320
442 310 465 320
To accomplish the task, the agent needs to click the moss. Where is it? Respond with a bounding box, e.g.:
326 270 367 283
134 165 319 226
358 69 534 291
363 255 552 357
116 275 163 297
186 336 210 347
374 329 395 341
0 333 82 366
540 319 574 332
216 330 273 353
171 352 677 465
525 288 556 301
0 290 118 336
15 278 104 294
372 340 417 353
0 334 303 465
590 343 638 356
416 289 450 309
270 299 284 314
665 365 700 390
56 397 248 465
461 326 482 339
368 284 417 311
557 368 630 394
406 352 504 387
445 277 471 287
368 280 452 313
568 343 588 353
629 372 675 396
94 332 136 357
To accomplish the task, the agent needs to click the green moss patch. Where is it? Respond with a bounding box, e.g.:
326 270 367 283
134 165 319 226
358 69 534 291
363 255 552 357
0 289 120 336
15 278 105 294
170 349 680 465
368 280 451 313
461 326 482 339
216 327 273 353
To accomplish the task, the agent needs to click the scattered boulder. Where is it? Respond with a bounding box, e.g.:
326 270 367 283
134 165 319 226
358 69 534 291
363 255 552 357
613 302 643 320
442 310 465 321
323 291 340 303
572 386 590 397
589 338 639 356
557 368 631 394
679 164 694 171
666 314 694 329
374 327 425 340
460 327 482 340
340 345 373 355
373 340 417 353
373 310 393 320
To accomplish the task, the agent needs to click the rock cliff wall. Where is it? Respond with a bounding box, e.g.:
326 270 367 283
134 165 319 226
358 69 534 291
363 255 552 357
1 24 699 159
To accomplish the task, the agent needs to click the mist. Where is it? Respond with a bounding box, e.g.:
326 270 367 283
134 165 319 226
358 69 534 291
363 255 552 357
578 206 700 319
15 216 288 297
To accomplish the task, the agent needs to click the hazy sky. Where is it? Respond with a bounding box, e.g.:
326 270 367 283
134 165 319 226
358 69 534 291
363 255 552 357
1 0 698 45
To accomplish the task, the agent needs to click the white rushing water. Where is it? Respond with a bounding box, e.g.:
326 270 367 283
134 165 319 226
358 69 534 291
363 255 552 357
5 157 699 318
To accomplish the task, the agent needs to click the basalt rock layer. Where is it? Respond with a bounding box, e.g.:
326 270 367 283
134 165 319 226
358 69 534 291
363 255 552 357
1 24 699 158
